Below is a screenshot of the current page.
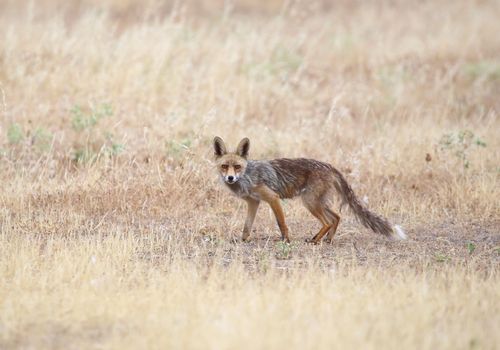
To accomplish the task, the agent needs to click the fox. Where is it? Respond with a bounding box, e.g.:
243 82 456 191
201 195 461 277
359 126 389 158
213 136 407 244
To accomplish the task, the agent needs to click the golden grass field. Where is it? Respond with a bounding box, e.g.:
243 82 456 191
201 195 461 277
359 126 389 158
1 0 499 349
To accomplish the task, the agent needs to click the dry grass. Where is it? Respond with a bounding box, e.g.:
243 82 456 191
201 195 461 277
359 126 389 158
0 0 499 349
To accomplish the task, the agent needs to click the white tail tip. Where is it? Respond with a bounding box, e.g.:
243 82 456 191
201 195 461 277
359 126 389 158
393 225 407 240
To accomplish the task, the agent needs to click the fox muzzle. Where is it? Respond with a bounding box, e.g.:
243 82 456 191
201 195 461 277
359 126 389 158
224 175 238 184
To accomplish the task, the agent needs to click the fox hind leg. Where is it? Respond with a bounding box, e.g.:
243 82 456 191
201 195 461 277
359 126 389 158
324 207 340 243
302 194 334 244
305 206 332 244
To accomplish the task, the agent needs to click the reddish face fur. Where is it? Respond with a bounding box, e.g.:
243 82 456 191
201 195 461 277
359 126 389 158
216 154 248 184
213 137 249 184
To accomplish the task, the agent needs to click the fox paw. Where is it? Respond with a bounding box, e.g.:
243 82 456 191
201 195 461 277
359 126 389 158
305 238 320 245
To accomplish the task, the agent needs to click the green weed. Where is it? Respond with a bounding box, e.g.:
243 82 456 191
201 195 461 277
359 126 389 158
165 138 192 158
438 130 486 169
7 123 23 144
466 242 476 255
464 61 500 81
71 103 113 132
434 253 450 263
33 127 53 152
275 241 295 260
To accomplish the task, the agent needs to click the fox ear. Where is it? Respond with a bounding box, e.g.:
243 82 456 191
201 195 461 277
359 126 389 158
236 137 250 158
213 136 227 158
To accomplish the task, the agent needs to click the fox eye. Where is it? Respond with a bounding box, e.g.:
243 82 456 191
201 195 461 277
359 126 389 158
234 165 241 170
221 164 228 170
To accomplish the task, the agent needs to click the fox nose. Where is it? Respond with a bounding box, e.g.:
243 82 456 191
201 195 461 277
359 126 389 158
227 175 234 182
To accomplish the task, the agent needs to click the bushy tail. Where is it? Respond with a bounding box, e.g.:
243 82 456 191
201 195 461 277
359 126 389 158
331 167 407 240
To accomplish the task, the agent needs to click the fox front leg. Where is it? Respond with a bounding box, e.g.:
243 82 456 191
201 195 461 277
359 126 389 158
242 198 260 242
253 185 290 243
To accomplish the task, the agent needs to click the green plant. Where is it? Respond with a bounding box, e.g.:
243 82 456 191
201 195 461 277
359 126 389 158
165 138 192 158
275 241 294 260
70 103 113 132
463 61 500 81
33 127 53 152
72 147 96 164
104 132 124 157
271 46 302 74
69 103 122 164
434 253 450 263
256 249 270 273
438 130 486 169
466 242 476 255
7 123 23 144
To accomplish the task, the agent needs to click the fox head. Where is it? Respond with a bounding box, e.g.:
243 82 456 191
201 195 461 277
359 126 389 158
213 136 250 185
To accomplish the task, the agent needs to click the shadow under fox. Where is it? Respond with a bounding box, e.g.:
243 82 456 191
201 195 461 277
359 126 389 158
213 136 406 244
